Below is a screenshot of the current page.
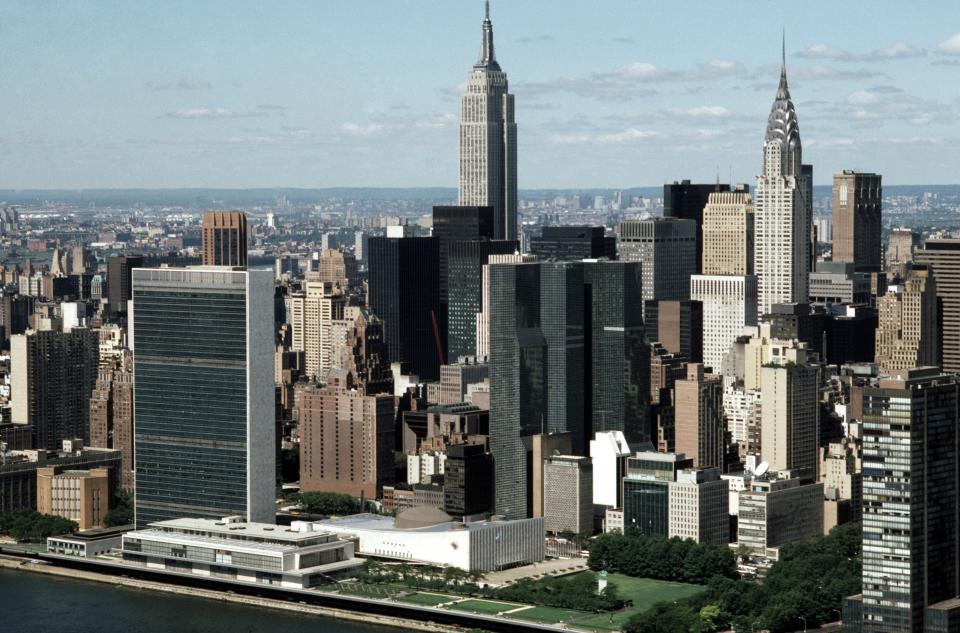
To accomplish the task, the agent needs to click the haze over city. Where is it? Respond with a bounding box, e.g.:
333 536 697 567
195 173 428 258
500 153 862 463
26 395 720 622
2 0 960 189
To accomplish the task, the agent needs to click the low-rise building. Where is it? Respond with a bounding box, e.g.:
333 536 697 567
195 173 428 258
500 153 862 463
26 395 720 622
47 524 131 558
315 508 544 572
120 516 362 589
542 455 592 535
737 474 823 559
668 468 729 545
36 467 110 530
0 443 121 514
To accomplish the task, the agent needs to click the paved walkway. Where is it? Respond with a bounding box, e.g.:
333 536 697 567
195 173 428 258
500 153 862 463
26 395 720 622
482 557 589 587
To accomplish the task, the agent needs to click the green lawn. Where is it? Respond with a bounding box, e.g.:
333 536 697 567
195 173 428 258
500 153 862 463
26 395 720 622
575 608 641 631
568 572 708 631
395 592 455 606
448 598 524 615
510 605 592 623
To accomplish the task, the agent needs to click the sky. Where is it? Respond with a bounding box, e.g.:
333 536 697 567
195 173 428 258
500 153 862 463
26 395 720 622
1 0 959 189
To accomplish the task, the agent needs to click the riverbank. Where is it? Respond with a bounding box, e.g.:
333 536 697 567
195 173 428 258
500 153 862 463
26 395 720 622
0 554 458 632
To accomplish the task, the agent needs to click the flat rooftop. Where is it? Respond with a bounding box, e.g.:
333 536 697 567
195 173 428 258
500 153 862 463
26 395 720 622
145 517 340 545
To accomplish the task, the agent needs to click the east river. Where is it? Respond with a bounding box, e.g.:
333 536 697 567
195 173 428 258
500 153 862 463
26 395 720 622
0 568 409 633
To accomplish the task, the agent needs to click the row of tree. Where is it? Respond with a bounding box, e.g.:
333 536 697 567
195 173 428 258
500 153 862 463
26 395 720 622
624 522 862 633
290 491 376 515
493 572 624 612
588 531 738 584
0 510 77 542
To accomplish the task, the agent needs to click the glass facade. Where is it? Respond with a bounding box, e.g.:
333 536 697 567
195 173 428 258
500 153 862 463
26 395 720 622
861 374 958 633
133 269 271 529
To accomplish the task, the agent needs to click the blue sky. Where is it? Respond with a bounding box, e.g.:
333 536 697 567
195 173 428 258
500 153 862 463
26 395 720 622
1 0 959 189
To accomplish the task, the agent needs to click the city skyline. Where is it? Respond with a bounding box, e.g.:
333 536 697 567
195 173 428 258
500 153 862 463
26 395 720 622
1 1 959 190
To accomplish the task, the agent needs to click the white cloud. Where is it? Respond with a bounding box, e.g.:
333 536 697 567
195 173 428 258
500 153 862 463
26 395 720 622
147 78 212 91
847 90 881 106
937 32 960 55
162 107 239 119
683 105 732 117
797 42 925 62
340 122 385 137
597 128 659 144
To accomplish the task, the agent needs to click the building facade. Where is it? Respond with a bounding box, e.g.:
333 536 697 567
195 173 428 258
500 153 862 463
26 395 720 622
754 57 811 315
619 217 697 318
201 211 248 268
690 275 758 373
458 5 517 242
874 265 939 374
132 267 275 528
542 455 593 535
832 171 882 272
856 369 960 632
915 240 960 374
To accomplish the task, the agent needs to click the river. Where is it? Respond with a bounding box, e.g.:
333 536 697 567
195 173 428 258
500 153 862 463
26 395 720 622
0 568 407 633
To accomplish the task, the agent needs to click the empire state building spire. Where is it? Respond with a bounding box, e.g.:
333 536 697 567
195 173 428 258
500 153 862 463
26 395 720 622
475 0 500 70
459 1 518 241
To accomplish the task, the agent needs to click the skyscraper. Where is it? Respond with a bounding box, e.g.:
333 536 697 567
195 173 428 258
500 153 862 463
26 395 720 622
10 328 99 450
368 232 441 380
201 211 248 268
702 188 754 276
874 265 939 374
663 180 732 274
458 2 517 241
754 47 811 315
832 171 882 272
857 368 959 633
760 349 820 478
618 217 697 318
530 226 616 261
289 280 347 380
447 238 516 360
132 267 274 528
296 376 395 499
915 240 960 373
488 259 648 519
673 364 724 470
107 254 143 315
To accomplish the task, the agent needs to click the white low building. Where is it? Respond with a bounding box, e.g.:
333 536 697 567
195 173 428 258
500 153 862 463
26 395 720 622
315 507 545 572
120 516 362 588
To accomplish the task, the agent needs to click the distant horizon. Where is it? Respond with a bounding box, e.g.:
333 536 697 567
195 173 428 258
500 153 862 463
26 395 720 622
2 2 959 188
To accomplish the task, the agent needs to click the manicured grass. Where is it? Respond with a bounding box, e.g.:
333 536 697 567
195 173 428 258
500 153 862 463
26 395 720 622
395 592 455 606
584 572 707 611
510 605 591 623
448 598 524 615
575 608 642 631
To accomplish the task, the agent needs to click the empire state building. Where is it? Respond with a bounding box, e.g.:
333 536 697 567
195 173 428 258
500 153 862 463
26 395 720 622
459 1 517 241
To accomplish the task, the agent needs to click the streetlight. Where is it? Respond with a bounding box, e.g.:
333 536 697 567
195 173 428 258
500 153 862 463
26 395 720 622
799 615 807 632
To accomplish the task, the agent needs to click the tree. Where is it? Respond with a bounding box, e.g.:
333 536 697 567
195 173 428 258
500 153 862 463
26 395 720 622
291 491 363 515
103 489 133 527
0 510 78 542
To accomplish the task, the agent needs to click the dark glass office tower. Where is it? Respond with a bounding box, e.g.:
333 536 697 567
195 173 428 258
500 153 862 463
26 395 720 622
488 260 648 519
132 267 275 528
443 442 494 518
530 226 617 261
433 205 494 306
663 180 732 274
107 254 143 315
585 261 650 442
858 368 959 633
368 235 441 380
447 238 516 360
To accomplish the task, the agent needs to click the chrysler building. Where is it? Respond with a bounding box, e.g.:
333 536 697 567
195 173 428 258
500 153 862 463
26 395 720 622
754 41 812 315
